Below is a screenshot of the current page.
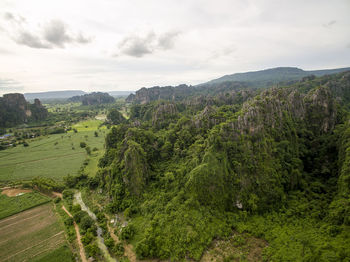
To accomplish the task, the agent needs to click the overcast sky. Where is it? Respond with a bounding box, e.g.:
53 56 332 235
0 0 349 94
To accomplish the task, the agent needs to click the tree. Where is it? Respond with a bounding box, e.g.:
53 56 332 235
80 142 87 148
80 215 94 230
107 108 126 125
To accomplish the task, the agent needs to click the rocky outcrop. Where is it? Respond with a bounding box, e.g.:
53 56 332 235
152 103 178 127
225 85 337 137
68 92 115 105
0 93 48 127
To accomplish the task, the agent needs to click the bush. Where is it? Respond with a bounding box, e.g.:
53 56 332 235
80 215 94 231
71 204 82 214
85 146 91 155
85 243 100 257
120 225 135 240
62 189 74 201
105 237 115 249
113 243 125 257
80 142 87 148
73 210 88 223
64 217 74 226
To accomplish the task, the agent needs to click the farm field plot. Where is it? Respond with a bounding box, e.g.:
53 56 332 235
0 203 72 262
0 190 50 219
0 120 106 181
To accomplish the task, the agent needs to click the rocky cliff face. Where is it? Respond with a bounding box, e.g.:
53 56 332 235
0 93 48 127
126 85 192 104
152 103 178 127
3 93 28 110
224 85 336 137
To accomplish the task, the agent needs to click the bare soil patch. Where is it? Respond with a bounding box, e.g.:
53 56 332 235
1 188 32 197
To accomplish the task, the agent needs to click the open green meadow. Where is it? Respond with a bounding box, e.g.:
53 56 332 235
0 191 50 219
0 119 106 182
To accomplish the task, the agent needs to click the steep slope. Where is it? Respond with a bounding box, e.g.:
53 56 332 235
0 93 48 127
126 67 350 104
204 66 350 86
96 71 350 261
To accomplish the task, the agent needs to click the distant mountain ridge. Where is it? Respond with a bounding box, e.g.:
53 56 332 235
126 66 350 104
24 90 134 100
202 66 350 86
24 90 86 100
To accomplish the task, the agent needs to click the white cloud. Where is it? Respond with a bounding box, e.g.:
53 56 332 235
0 0 349 93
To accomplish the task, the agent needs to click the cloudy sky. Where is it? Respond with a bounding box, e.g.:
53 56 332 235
0 0 349 94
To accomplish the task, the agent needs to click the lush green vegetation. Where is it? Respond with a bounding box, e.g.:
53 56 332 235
68 92 115 105
94 71 350 261
0 120 106 181
0 191 50 219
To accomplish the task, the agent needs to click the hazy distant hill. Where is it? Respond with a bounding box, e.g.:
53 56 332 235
107 91 134 97
127 66 350 104
24 90 86 100
202 66 350 87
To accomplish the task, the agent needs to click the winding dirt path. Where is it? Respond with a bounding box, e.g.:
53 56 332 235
62 205 87 262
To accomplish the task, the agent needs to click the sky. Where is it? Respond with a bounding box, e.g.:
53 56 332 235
0 0 349 94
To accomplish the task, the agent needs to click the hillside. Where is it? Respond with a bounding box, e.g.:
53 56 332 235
97 71 350 261
126 67 350 104
68 92 115 105
203 66 350 86
0 93 48 127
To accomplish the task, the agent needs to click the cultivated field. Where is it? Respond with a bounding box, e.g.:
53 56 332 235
0 203 72 262
0 190 50 219
0 120 106 182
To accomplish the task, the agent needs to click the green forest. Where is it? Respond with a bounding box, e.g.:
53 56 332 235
95 71 350 261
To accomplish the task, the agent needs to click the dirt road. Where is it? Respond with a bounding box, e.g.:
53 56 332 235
62 205 87 262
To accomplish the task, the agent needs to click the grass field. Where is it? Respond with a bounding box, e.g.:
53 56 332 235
0 203 72 262
0 191 51 219
32 245 74 262
0 119 106 182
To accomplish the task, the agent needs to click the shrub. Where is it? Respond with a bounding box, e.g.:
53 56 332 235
120 225 135 240
105 237 115 249
64 217 74 226
85 146 91 155
80 142 87 148
73 210 88 223
80 215 94 231
113 243 125 257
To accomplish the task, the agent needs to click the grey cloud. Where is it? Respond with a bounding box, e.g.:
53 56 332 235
3 12 25 24
43 20 72 47
4 12 14 20
157 31 180 50
118 32 156 57
15 31 51 49
3 14 92 49
76 32 92 44
117 31 179 58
